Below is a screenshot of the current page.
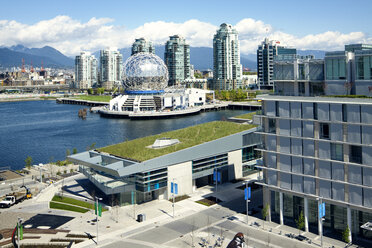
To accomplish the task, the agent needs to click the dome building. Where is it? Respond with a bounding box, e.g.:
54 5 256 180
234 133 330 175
100 52 215 118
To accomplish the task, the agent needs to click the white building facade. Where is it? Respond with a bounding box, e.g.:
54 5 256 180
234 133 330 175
213 23 242 90
75 52 98 89
99 49 123 88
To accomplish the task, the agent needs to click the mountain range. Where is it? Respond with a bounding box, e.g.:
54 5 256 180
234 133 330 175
0 44 326 70
0 45 74 68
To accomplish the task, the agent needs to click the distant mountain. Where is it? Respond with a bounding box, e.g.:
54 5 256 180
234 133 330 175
0 45 74 68
10 45 74 66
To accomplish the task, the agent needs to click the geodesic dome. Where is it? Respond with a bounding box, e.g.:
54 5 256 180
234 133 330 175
122 52 168 92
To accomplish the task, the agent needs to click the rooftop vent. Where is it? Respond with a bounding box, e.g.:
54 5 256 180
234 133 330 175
150 137 180 149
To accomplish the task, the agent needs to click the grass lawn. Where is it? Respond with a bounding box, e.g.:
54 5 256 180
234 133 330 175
195 197 222 206
49 201 89 213
52 195 107 212
98 121 256 162
234 111 256 120
73 95 112 102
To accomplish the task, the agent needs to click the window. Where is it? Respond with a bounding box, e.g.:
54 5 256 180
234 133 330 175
342 104 347 122
313 103 318 120
349 145 362 164
331 143 343 161
268 118 276 133
320 123 330 139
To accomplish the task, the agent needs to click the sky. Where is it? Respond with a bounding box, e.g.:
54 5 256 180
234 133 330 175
0 0 371 56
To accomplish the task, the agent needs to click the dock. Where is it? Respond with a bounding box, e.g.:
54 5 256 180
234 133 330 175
56 98 109 107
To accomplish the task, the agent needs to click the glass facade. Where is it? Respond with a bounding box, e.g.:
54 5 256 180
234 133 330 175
325 57 346 80
356 53 372 80
192 153 228 174
260 97 372 243
164 35 190 86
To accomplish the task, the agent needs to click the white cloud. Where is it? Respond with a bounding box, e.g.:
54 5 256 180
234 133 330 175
0 16 370 56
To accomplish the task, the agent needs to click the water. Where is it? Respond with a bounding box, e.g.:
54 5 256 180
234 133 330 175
0 100 250 170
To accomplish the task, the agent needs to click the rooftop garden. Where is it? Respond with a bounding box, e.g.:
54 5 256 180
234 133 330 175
72 95 112 102
234 111 257 120
98 121 256 162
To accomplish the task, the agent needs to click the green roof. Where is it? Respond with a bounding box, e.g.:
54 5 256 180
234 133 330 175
98 121 256 162
234 111 257 120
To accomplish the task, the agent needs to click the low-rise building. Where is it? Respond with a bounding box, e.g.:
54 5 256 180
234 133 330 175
69 121 261 205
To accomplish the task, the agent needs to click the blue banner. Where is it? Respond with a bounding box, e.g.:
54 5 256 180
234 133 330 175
319 202 325 218
131 191 134 204
244 187 251 200
171 182 178 195
155 183 159 190
213 171 221 182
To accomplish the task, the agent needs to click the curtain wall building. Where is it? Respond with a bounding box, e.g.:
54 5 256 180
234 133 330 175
132 38 155 55
257 38 296 90
324 44 372 96
164 35 190 86
99 49 123 89
74 52 98 89
256 89 372 244
213 23 242 90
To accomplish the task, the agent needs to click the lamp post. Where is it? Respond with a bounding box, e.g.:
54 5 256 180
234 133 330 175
171 179 178 218
317 197 325 248
95 197 102 245
244 181 251 225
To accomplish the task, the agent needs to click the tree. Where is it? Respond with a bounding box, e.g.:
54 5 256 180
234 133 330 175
72 148 77 154
66 149 71 158
87 142 96 150
262 203 269 230
342 225 351 244
98 88 105 95
295 211 305 235
87 88 93 95
25 156 33 170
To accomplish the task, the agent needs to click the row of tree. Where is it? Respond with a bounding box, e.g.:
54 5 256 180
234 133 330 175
215 89 248 101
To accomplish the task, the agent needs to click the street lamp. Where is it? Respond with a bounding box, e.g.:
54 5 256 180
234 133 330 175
243 181 251 225
95 197 103 245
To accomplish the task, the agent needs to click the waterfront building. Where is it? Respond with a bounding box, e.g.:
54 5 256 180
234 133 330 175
324 44 372 96
213 23 242 90
164 35 190 86
99 49 123 89
75 52 98 89
257 38 296 90
274 54 324 96
256 95 372 243
69 121 261 205
131 38 155 55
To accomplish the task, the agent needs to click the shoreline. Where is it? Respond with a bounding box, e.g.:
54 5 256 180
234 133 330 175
0 97 58 102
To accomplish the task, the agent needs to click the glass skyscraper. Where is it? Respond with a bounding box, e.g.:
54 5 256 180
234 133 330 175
257 38 296 90
132 38 155 55
164 35 190 86
99 49 123 87
213 23 242 90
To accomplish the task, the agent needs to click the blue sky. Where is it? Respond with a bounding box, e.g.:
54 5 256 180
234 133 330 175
0 0 371 55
